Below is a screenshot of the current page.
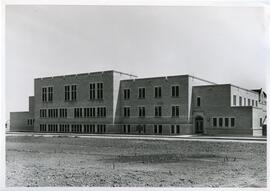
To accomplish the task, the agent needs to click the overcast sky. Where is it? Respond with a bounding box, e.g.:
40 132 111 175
5 5 269 120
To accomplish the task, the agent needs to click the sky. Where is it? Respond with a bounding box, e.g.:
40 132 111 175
5 5 269 121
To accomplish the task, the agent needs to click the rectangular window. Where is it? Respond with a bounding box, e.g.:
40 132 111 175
239 96 242 106
176 125 180 134
71 85 77 101
90 107 96 117
158 125 162 134
74 108 83 118
172 106 180 117
59 108 67 118
255 101 258 107
48 87 53 102
89 83 96 100
171 125 175 134
138 88 145 99
196 97 201 107
139 107 145 117
64 85 70 101
155 106 162 117
154 86 162 98
219 118 223 127
154 125 162 134
154 125 158 134
124 107 130 117
244 98 246 106
252 100 254 106
123 125 130 133
40 109 47 118
231 118 235 127
225 118 229 127
248 99 250 106
260 118 263 126
97 107 106 117
124 89 130 100
171 85 180 97
213 118 217 127
42 87 47 102
97 83 103 99
233 95 237 106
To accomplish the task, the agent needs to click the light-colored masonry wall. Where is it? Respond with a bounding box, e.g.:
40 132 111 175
111 72 136 133
34 71 115 132
192 85 254 135
117 75 190 135
230 85 259 107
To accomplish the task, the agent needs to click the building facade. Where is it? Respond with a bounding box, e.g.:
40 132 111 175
10 70 267 136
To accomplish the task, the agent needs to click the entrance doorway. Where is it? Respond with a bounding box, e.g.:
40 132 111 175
195 116 204 133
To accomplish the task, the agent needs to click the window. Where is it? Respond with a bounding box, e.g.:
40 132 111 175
154 86 162 98
96 124 106 133
74 108 83 118
60 124 70 133
64 85 70 101
154 125 162 134
71 85 77 101
176 125 180 134
171 125 175 134
27 119 34 126
123 125 130 133
171 85 180 97
155 106 162 117
138 88 145 99
244 98 246 106
90 107 96 117
65 85 77 101
59 108 67 118
225 118 229 127
213 118 217 127
48 87 53 101
124 107 130 117
124 89 130 100
97 83 103 99
97 107 106 117
260 118 263 126
248 99 250 106
231 118 235 127
48 109 58 118
239 96 242 106
172 106 180 117
42 87 53 102
219 118 223 127
40 124 47 132
196 97 201 107
40 109 47 118
154 125 158 133
89 83 96 100
252 100 254 106
233 95 237 106
71 124 82 133
255 101 258 107
138 107 145 117
171 125 180 134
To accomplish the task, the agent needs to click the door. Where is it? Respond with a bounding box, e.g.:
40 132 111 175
195 116 204 133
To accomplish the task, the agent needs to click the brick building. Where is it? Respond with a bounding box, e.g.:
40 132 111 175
10 70 267 136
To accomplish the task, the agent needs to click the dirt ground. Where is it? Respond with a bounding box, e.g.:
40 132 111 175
6 135 266 187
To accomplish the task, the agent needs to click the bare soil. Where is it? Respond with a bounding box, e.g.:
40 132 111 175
6 135 266 187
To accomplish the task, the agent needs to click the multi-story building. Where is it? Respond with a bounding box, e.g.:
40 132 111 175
10 70 267 136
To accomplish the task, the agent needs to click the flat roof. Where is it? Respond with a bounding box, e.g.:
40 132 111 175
193 83 260 95
35 70 137 80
